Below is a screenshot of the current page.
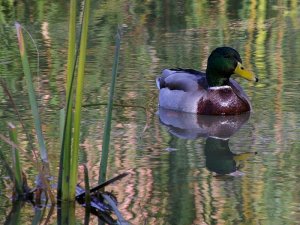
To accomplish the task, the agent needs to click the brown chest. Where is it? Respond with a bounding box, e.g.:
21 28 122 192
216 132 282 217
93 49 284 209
197 87 251 115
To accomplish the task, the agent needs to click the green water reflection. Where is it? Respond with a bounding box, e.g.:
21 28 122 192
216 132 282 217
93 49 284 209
1 0 300 224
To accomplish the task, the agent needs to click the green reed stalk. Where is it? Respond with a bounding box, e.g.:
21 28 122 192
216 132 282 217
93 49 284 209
83 165 91 208
31 208 43 225
15 22 48 163
8 122 23 196
99 28 122 185
66 0 76 91
4 200 22 225
59 109 65 144
69 0 91 200
58 0 76 202
0 140 14 182
64 0 77 183
83 165 91 225
58 201 76 225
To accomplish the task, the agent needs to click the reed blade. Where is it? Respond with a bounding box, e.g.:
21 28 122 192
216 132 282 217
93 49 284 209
8 123 23 196
69 0 91 200
99 27 122 185
57 0 77 201
57 201 76 225
66 0 77 92
4 200 23 225
0 78 36 153
83 164 91 208
15 22 48 163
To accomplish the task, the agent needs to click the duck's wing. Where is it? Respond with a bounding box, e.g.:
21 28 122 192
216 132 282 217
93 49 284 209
156 68 208 92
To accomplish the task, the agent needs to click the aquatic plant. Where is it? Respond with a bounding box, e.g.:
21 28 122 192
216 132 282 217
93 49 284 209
1 0 127 222
15 22 48 163
14 23 55 204
99 27 122 185
8 123 23 197
58 0 91 202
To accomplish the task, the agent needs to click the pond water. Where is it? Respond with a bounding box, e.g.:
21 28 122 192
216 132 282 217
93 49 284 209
1 0 300 224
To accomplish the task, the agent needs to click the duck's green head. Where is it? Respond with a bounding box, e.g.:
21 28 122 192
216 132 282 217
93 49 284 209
206 47 258 87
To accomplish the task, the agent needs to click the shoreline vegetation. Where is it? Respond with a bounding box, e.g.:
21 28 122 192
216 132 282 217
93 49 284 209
0 0 128 224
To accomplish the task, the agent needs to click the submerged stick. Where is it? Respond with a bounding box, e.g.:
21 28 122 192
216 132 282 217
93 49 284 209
76 172 128 199
102 193 129 225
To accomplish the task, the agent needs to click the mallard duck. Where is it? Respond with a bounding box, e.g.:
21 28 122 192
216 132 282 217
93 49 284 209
156 47 258 115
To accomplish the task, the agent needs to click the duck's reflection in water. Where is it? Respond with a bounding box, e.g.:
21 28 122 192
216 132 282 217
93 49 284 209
158 107 256 176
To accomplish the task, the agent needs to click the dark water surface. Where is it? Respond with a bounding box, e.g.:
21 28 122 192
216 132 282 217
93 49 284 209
0 1 300 224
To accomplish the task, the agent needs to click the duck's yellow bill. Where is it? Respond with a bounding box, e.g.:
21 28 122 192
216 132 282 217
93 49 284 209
234 62 258 82
233 152 255 161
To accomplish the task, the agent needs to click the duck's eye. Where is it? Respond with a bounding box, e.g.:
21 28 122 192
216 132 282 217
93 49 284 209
241 67 244 70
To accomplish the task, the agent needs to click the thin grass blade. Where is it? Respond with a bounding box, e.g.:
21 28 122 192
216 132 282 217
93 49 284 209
8 122 23 196
58 0 76 201
69 0 91 200
83 164 91 208
15 22 48 162
31 207 44 225
66 0 76 91
0 143 14 181
57 201 76 225
0 78 36 154
4 200 23 225
99 27 122 185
